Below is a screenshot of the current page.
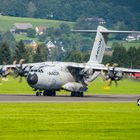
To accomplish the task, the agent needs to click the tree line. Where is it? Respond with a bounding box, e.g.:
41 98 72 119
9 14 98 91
0 40 140 69
0 0 140 29
103 44 140 69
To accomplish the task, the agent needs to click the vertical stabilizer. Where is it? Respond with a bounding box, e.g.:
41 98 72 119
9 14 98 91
72 25 140 64
88 26 108 64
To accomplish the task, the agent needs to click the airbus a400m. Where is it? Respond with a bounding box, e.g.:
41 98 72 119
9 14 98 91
1 26 140 97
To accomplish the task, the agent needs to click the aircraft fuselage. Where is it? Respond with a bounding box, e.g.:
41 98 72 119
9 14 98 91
27 64 75 90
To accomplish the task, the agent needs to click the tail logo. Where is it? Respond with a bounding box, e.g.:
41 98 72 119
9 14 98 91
96 38 102 59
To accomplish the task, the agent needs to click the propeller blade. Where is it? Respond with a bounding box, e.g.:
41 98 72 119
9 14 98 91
108 79 112 86
19 77 22 83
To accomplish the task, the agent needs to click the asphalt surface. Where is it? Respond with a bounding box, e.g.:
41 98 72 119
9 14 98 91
0 94 140 102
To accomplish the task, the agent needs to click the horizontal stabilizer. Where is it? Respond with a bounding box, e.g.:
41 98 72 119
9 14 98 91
72 30 140 34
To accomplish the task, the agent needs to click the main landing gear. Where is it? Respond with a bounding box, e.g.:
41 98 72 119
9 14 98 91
36 90 56 96
71 92 84 97
35 90 84 97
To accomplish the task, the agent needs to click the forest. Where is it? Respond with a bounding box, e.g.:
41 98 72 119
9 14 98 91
0 0 140 29
0 0 140 68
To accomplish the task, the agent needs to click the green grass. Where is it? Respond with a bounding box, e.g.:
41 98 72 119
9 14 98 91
0 76 34 94
88 77 140 94
0 102 140 140
108 40 140 49
0 77 140 94
0 16 74 32
14 34 43 44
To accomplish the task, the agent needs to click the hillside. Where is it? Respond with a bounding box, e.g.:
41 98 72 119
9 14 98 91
0 0 139 30
0 16 74 32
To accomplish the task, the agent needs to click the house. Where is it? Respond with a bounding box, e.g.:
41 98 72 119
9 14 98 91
86 16 106 25
44 41 57 55
126 34 140 42
10 23 33 34
97 18 106 25
104 46 113 56
126 35 136 42
35 26 47 35
44 41 56 50
22 40 38 51
44 40 66 56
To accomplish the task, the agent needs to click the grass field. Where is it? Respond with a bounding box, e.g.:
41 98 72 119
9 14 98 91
0 102 140 140
0 77 140 94
0 16 74 32
0 16 139 48
108 40 140 49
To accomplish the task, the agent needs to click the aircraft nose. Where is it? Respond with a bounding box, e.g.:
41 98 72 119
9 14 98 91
27 73 38 85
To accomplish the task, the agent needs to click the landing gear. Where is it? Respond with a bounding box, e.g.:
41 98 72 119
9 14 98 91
43 90 56 96
36 92 42 96
71 92 84 97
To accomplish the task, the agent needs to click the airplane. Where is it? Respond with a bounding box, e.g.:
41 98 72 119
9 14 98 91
0 26 140 97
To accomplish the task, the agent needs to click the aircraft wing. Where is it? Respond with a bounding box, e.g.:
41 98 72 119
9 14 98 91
67 63 140 74
0 62 46 69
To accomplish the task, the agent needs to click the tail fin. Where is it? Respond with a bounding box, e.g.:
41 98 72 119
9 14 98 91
89 26 108 63
72 26 140 64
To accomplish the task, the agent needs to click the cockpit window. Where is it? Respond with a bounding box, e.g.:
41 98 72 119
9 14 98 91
38 69 44 73
31 69 38 72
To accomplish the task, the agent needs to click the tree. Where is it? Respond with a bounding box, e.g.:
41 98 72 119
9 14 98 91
27 1 37 17
14 41 30 62
33 44 48 62
59 23 71 35
1 30 17 54
64 48 83 63
127 47 137 68
111 45 128 67
135 47 140 69
0 42 12 64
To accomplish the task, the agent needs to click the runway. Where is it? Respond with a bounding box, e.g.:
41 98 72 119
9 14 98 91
0 94 140 102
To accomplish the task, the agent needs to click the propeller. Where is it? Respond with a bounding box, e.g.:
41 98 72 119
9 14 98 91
12 59 29 82
101 63 123 86
0 65 10 82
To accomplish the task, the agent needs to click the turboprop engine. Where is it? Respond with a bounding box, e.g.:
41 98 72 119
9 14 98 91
80 68 100 84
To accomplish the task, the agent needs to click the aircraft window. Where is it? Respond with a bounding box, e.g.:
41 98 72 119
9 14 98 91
31 69 38 72
38 69 44 73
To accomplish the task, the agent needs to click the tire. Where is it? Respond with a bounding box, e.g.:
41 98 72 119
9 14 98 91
36 92 39 96
71 92 75 97
52 91 56 96
79 92 84 97
137 99 140 106
43 91 46 96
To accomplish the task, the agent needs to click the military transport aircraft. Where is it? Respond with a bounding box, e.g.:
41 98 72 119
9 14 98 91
0 26 140 97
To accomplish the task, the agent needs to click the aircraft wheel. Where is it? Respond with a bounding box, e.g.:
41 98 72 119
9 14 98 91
137 99 140 106
79 92 84 97
52 90 56 96
36 92 41 96
71 92 75 97
71 92 84 97
43 91 47 96
36 92 39 96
